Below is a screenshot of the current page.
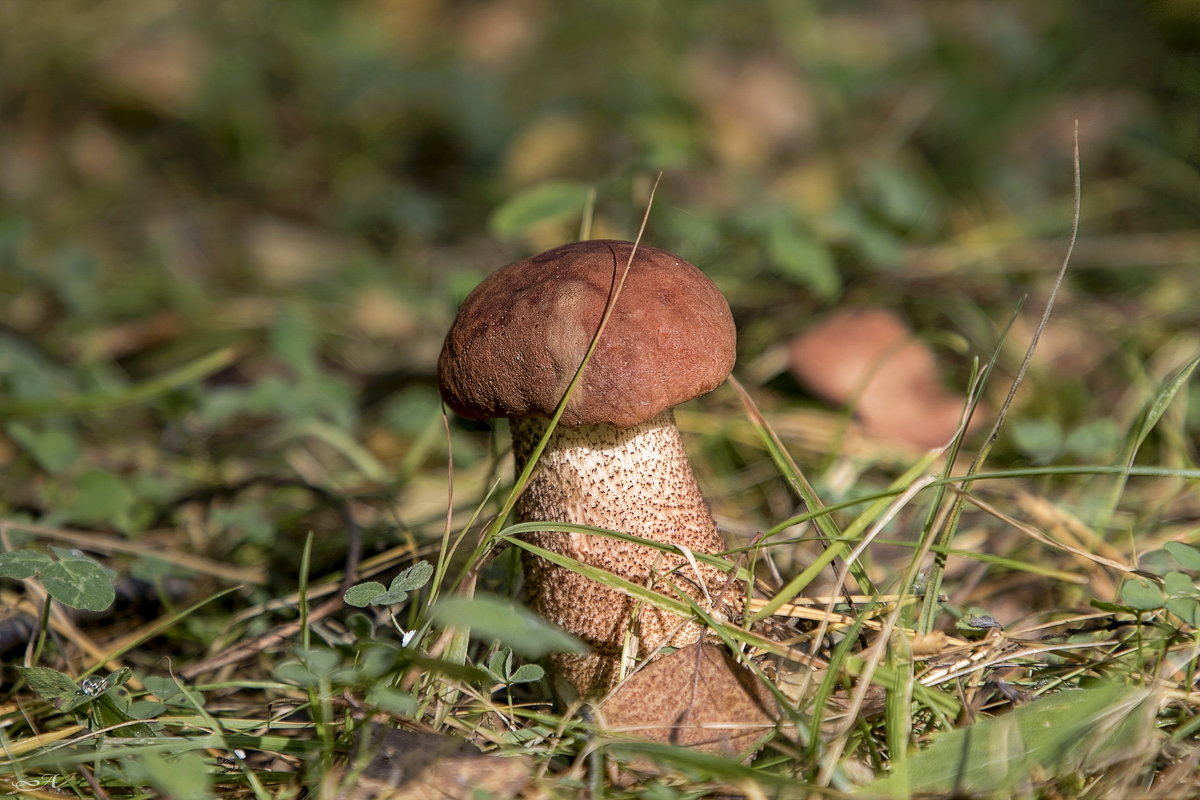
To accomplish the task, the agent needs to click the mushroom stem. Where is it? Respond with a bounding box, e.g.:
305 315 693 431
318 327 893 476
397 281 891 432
511 410 738 695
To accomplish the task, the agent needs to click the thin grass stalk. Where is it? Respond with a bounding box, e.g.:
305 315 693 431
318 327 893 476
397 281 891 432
578 186 596 241
31 594 50 668
454 175 662 571
815 487 963 786
299 532 313 653
170 675 272 800
884 633 915 800
81 587 239 678
809 481 942 780
805 609 870 764
913 305 1022 635
917 129 1082 635
728 376 880 605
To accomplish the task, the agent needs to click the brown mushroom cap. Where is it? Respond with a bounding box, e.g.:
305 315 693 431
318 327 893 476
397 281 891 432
438 240 736 428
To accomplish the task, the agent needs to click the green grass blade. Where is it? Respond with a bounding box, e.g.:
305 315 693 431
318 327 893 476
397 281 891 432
916 303 1023 634
856 682 1157 797
728 375 881 600
1095 353 1200 532
749 455 937 624
0 345 243 420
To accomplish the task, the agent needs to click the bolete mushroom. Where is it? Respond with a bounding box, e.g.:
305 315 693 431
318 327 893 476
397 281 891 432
438 240 740 695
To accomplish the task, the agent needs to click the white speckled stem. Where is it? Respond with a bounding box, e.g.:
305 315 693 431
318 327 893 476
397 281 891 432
511 410 737 696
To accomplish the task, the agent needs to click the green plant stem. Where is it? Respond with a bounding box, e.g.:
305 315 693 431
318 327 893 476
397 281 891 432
919 129 1082 634
299 532 314 652
80 587 240 679
30 594 52 667
445 176 664 597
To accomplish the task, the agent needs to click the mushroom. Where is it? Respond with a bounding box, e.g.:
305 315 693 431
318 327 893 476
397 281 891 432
438 240 740 695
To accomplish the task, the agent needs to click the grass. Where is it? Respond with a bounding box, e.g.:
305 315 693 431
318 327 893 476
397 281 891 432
3 1 1200 797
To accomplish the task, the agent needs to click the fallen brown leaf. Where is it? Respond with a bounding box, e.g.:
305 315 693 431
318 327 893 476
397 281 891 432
339 727 532 800
598 643 777 760
788 307 978 449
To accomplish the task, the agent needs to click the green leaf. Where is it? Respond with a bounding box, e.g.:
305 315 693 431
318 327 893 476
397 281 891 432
1099 354 1200 530
368 587 410 605
857 682 1156 796
65 469 135 527
365 685 418 716
407 654 492 685
272 648 341 688
52 668 151 737
865 161 937 230
270 304 318 379
90 694 157 737
1135 355 1200 446
6 422 80 474
274 663 320 687
134 751 213 800
39 550 115 611
1163 571 1195 598
1090 600 1126 613
141 676 180 701
346 612 374 638
430 594 585 658
1166 596 1200 628
299 647 340 677
766 224 840 300
507 663 545 684
1064 418 1119 460
489 181 590 238
99 666 134 692
357 643 404 678
143 675 204 708
210 501 275 546
487 649 511 679
1165 541 1200 571
390 560 433 594
827 205 906 268
1120 578 1166 610
345 561 435 606
1010 417 1064 464
129 700 168 718
343 581 387 607
0 549 53 579
14 666 79 705
0 346 241 420
61 669 131 713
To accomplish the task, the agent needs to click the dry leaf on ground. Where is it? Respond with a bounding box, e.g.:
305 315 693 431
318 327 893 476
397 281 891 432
598 643 777 760
788 307 978 449
339 727 532 800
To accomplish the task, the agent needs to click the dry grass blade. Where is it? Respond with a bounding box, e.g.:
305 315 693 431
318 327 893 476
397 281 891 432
0 519 265 585
916 123 1084 634
954 486 1139 577
474 174 664 545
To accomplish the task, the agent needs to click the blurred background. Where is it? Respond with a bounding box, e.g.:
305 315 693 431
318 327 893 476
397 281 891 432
1 0 1198 605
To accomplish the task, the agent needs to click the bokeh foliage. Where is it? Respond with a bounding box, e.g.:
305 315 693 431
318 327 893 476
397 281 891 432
3 0 1197 539
1 1 1199 795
